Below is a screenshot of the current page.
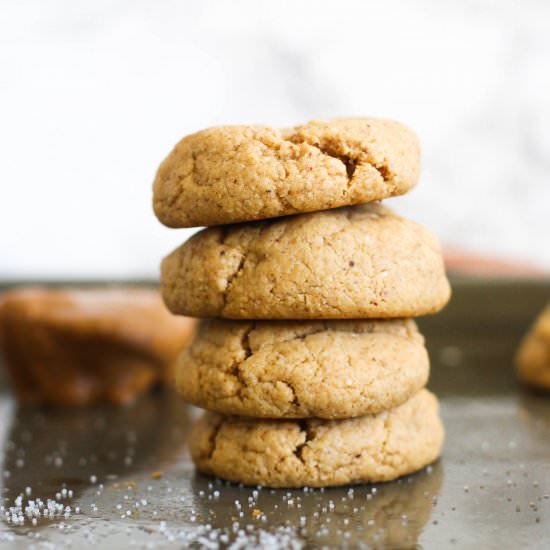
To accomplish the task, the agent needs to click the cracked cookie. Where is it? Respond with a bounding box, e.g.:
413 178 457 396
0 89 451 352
189 389 443 487
175 318 429 419
516 303 550 390
161 203 451 319
153 118 420 227
0 287 196 406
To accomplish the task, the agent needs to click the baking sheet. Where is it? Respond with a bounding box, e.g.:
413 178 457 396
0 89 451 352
1 279 550 549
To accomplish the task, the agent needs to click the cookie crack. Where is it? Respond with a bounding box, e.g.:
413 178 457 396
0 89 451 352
235 325 302 414
334 151 357 180
191 150 199 185
292 139 357 182
162 149 198 212
282 378 300 408
240 322 255 361
226 323 256 381
206 417 224 461
290 322 329 342
221 254 246 310
302 339 325 383
293 420 315 464
379 412 393 467
288 136 391 188
271 187 294 213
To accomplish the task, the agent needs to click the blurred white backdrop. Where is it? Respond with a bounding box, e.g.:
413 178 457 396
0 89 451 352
0 0 549 279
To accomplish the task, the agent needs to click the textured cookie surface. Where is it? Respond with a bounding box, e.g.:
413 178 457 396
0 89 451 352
176 318 429 418
516 303 550 389
153 118 420 227
0 287 196 406
190 389 443 488
161 203 451 319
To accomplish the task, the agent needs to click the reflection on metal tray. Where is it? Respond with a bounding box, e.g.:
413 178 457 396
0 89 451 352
1 279 550 549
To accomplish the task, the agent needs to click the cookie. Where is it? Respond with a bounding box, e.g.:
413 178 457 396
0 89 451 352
0 287 196 406
190 389 443 488
161 203 451 319
516 303 550 389
175 318 429 419
153 118 420 227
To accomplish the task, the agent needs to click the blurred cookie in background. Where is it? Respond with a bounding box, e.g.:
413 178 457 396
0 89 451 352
0 287 196 407
516 304 550 391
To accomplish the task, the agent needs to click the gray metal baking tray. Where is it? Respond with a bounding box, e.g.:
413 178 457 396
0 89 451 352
1 279 550 549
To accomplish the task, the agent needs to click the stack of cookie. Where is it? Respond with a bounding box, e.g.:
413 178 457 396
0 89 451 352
153 119 451 488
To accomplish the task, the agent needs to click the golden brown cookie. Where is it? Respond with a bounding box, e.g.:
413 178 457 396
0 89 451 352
153 118 420 227
190 389 443 488
0 287 196 406
176 318 429 419
516 303 550 390
161 203 451 319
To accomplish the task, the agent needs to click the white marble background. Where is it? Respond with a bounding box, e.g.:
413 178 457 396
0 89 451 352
0 0 549 279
